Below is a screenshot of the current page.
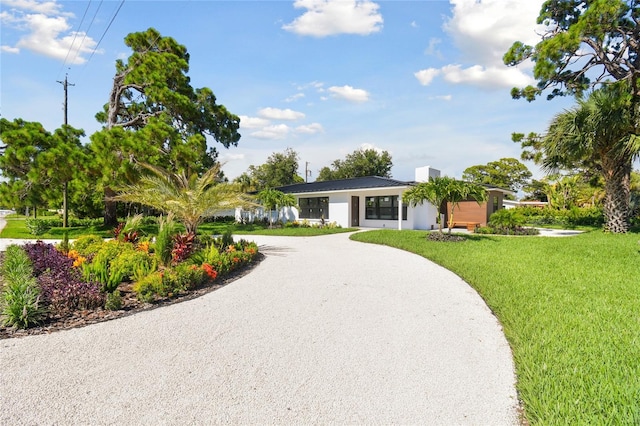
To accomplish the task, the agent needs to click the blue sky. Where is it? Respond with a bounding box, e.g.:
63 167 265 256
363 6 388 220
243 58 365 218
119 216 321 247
1 0 576 182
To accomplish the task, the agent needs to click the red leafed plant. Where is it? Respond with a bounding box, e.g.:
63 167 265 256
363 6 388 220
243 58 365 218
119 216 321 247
171 232 196 264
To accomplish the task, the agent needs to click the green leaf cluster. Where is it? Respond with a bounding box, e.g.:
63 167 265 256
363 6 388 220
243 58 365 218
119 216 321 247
317 148 393 181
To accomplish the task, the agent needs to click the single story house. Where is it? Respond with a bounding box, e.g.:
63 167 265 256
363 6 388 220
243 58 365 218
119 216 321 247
238 166 514 230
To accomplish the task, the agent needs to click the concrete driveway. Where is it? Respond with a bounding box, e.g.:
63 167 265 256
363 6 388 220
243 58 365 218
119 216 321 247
1 231 519 424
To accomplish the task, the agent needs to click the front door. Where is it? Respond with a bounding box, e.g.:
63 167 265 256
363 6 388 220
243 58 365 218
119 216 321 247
351 196 360 227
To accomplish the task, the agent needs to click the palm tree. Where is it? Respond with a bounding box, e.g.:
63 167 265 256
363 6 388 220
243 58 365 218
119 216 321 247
542 83 640 233
256 188 297 228
445 179 487 232
112 163 255 235
403 176 486 234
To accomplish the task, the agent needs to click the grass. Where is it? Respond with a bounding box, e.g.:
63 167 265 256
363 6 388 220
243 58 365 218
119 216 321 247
0 216 356 239
350 229 640 425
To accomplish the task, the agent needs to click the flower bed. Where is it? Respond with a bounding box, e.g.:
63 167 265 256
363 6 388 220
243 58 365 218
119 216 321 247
0 232 260 339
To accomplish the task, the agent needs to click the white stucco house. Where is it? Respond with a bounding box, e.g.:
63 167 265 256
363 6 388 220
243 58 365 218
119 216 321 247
248 166 443 230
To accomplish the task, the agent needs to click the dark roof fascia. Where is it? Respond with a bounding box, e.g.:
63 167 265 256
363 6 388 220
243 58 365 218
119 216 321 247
276 176 414 194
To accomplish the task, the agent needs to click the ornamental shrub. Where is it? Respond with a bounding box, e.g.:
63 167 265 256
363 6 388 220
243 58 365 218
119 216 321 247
85 240 134 293
23 241 104 314
488 209 526 229
132 271 163 303
72 234 105 256
1 245 46 328
25 218 50 236
108 249 155 288
163 263 205 293
23 241 74 276
155 214 178 266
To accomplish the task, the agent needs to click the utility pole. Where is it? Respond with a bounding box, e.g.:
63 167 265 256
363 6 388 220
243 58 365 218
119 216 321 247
57 73 74 228
57 73 74 126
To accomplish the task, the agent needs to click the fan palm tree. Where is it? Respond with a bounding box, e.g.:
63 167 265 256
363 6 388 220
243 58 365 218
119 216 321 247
543 83 640 233
112 163 255 235
403 176 486 234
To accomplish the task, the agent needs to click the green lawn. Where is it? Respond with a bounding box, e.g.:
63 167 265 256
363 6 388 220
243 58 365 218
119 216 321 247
0 216 356 239
350 229 640 425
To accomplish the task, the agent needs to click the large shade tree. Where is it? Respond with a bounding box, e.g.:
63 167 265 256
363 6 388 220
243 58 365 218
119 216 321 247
317 148 392 181
504 0 640 109
112 163 254 235
92 28 241 226
462 157 532 195
0 119 87 222
236 148 303 191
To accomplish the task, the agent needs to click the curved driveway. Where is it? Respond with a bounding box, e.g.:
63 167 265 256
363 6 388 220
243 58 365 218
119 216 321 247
1 232 519 424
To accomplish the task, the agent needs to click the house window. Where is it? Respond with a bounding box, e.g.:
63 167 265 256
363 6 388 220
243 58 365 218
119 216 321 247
299 197 329 219
365 196 407 220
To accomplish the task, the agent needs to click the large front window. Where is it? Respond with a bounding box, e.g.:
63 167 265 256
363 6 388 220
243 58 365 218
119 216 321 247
299 197 329 219
365 196 407 220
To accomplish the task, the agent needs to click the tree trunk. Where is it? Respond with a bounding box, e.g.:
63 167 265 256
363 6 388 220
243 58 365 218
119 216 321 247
104 187 119 228
62 181 68 228
602 157 631 233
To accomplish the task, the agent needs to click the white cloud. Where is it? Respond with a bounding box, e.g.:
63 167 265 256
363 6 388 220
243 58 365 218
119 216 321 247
440 64 533 88
360 143 385 153
250 124 291 140
2 0 66 15
415 0 542 90
1 1 99 64
444 0 544 66
258 107 305 121
295 123 324 134
220 153 245 161
1 45 20 54
328 85 369 102
410 21 418 28
429 95 452 101
414 68 440 86
282 0 383 37
424 37 441 56
285 92 305 102
239 115 271 129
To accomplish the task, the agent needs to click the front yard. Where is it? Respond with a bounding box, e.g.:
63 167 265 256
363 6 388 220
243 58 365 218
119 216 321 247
351 229 640 425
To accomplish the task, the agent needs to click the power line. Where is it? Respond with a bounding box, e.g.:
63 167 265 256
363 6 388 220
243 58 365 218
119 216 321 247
85 0 125 65
57 0 92 78
69 0 104 68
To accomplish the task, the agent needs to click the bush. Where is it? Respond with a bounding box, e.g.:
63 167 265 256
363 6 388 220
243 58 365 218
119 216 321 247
84 240 134 293
163 263 205 293
71 234 105 256
132 271 163 303
23 242 104 314
0 245 46 328
25 218 50 236
108 249 155 287
516 206 604 228
155 214 177 266
105 290 122 311
489 209 526 229
1 276 46 328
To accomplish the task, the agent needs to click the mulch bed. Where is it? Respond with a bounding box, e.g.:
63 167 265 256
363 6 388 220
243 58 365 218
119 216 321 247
0 253 264 340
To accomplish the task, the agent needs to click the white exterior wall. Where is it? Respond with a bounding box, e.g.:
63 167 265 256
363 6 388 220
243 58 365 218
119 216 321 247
327 193 350 228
